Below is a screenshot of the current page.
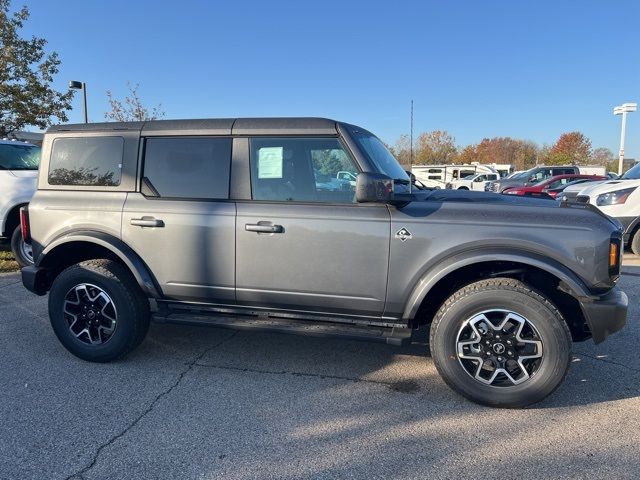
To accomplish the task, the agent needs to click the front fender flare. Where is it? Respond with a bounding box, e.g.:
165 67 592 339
402 250 593 320
38 230 161 298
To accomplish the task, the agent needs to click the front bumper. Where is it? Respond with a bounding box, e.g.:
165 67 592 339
579 286 628 343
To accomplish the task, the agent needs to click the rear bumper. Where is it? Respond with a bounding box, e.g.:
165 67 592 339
21 265 48 296
579 286 628 343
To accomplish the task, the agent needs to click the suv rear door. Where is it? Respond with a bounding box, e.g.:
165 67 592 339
235 136 391 317
122 136 236 302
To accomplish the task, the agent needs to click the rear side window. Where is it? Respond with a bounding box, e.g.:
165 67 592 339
143 137 231 199
49 136 123 186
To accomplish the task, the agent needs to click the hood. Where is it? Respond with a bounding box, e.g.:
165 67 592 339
408 188 557 207
494 178 522 186
577 179 640 197
398 187 621 229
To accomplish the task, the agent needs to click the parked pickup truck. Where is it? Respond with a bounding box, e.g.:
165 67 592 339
446 172 499 191
21 118 627 408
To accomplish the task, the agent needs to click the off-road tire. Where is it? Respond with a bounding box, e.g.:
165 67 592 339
630 228 640 256
48 259 150 362
10 225 33 267
430 278 572 408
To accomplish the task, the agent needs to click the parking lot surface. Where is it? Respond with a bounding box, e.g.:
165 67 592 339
1 258 639 480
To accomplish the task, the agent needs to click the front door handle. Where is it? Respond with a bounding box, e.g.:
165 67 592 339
131 217 164 228
245 223 284 233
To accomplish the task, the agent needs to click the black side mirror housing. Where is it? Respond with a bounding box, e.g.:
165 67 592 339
356 172 393 203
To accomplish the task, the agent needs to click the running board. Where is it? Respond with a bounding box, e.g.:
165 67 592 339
152 312 413 346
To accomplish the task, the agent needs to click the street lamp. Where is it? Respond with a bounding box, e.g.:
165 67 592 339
69 80 88 124
613 102 637 175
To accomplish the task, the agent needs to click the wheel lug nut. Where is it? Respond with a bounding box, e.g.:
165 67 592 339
508 351 514 356
498 357 504 362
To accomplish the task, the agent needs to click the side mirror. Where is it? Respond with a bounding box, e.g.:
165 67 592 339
356 172 393 203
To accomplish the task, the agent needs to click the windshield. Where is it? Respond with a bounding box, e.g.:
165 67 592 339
352 132 410 184
463 174 476 179
622 163 640 180
511 169 533 180
0 143 41 170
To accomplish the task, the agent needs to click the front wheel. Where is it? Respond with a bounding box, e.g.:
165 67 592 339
10 225 33 267
430 278 571 408
48 259 150 362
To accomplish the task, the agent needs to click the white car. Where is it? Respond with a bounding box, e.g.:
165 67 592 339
447 172 499 191
0 139 40 266
572 163 640 255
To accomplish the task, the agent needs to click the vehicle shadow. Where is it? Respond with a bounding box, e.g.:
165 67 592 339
139 318 639 409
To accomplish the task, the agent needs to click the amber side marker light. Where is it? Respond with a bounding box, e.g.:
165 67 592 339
609 240 621 279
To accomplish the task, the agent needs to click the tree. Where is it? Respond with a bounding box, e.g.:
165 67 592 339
105 82 164 122
459 137 537 170
549 132 592 165
389 134 412 167
414 130 457 165
0 0 73 137
590 147 615 166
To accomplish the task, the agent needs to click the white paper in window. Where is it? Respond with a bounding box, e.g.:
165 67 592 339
258 147 283 179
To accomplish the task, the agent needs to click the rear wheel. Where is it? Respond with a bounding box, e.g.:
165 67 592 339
430 278 571 408
630 228 640 256
10 225 33 267
48 259 150 362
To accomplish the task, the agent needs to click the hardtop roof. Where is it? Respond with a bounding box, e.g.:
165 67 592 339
46 117 341 136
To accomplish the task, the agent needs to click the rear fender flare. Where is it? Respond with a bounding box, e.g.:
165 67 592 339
39 230 161 298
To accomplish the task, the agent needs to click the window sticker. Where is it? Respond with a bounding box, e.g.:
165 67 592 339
258 147 283 179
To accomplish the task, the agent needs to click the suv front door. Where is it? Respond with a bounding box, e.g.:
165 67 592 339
235 137 391 317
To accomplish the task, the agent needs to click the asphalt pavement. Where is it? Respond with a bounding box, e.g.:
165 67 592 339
0 258 639 479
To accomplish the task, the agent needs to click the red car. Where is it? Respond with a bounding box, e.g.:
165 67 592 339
502 174 607 199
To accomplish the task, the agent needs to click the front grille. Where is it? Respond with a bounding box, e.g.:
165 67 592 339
576 195 590 204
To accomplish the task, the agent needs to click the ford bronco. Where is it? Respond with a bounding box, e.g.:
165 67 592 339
21 118 627 407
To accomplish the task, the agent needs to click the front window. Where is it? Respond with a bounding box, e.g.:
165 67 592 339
0 143 41 170
250 137 358 203
622 163 640 179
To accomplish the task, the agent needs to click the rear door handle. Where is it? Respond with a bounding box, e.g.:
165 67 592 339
245 223 284 233
130 217 164 228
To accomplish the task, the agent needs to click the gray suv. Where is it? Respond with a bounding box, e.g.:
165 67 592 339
21 118 627 408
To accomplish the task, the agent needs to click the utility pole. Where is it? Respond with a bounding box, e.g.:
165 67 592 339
613 103 637 175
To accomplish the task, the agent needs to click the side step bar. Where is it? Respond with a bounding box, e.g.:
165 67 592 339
152 312 413 346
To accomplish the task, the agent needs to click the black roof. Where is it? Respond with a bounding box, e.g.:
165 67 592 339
46 117 340 136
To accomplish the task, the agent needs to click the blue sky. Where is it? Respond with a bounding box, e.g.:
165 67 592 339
20 0 640 158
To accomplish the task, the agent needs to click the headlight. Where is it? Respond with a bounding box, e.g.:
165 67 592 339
504 190 519 195
595 187 637 206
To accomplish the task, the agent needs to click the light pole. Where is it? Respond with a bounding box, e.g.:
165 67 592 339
69 81 88 123
613 102 637 175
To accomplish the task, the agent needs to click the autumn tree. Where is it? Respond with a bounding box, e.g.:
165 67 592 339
414 130 457 165
590 147 615 166
105 82 165 122
457 144 477 164
549 132 591 165
0 0 73 136
389 134 412 167
459 137 537 170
